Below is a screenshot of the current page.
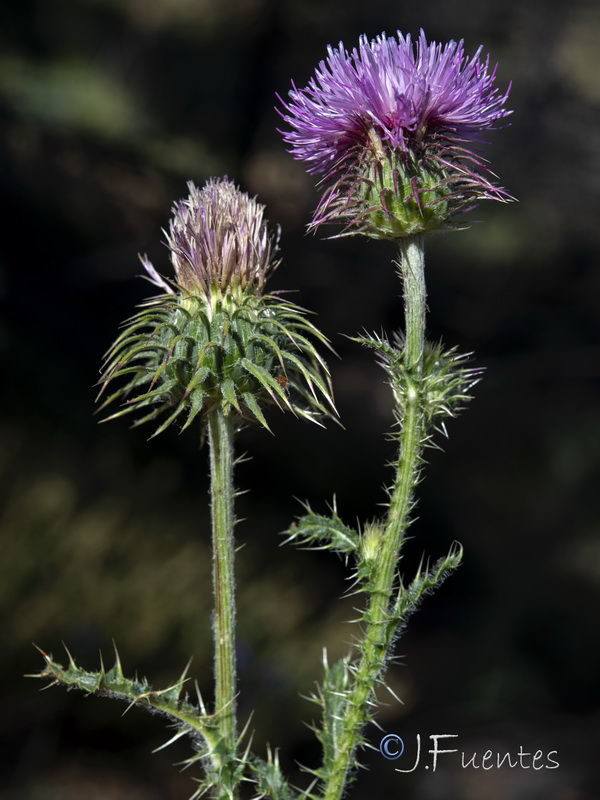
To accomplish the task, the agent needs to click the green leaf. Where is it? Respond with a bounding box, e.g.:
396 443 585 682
393 543 463 623
284 506 358 556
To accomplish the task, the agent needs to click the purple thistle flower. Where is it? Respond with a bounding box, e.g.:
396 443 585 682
142 178 280 299
278 30 512 237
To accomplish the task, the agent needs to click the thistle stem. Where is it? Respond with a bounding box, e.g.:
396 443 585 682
207 408 238 757
323 235 426 800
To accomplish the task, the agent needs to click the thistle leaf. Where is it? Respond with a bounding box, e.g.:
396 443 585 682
29 647 220 747
283 506 358 557
392 542 463 623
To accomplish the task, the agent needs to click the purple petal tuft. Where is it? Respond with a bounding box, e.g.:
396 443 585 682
279 30 511 178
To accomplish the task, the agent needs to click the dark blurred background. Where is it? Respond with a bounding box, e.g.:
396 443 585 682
0 0 598 798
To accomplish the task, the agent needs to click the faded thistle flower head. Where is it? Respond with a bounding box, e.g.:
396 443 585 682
278 30 512 238
98 178 335 436
155 179 279 300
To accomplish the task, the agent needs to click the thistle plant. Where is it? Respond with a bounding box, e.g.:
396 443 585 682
32 30 512 800
33 177 335 800
275 29 512 799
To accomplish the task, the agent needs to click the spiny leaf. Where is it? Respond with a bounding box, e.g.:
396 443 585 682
283 505 358 557
249 749 297 800
318 654 353 774
393 542 463 623
29 646 220 746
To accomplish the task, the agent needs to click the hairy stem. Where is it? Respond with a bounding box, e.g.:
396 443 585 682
323 235 426 800
207 409 238 759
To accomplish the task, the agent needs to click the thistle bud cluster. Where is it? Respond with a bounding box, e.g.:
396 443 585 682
353 331 482 440
98 179 335 435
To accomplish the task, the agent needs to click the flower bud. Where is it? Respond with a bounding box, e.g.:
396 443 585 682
98 179 335 435
165 179 279 300
360 522 385 564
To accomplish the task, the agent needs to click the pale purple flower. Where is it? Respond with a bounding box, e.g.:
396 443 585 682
142 179 280 298
278 30 512 235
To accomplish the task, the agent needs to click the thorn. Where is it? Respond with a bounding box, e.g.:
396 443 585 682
122 695 144 716
239 710 254 743
111 640 124 679
23 668 49 680
38 680 60 691
384 684 404 705
179 657 193 687
61 641 77 670
152 728 189 753
194 681 207 715
32 643 51 662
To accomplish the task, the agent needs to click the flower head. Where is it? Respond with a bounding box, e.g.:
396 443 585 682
143 178 279 299
278 31 512 237
98 178 335 436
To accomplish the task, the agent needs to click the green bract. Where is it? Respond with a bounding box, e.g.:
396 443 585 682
98 288 335 436
358 142 455 238
322 130 485 239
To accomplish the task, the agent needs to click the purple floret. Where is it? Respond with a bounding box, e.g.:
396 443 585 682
141 179 280 298
279 30 511 176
